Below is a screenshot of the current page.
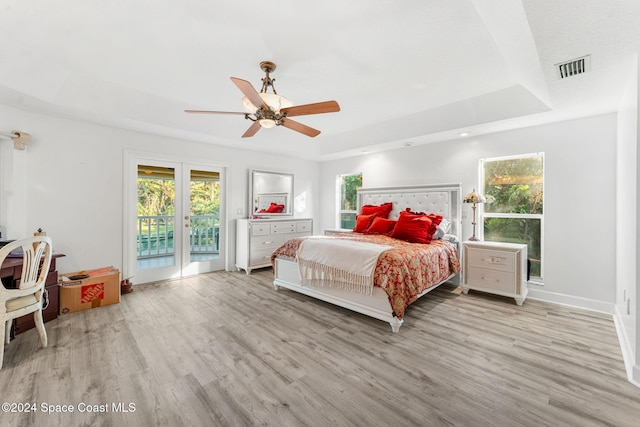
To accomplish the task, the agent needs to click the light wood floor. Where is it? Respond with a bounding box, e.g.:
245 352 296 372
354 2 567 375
1 269 639 426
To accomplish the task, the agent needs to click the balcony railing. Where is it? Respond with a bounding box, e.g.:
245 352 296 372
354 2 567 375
137 214 219 258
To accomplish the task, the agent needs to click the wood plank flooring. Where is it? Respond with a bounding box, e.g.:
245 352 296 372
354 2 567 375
1 268 639 426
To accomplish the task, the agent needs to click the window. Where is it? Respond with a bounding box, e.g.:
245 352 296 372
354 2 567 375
480 153 544 281
337 173 362 229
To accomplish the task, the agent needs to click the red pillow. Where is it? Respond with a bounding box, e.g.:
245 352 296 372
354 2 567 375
427 213 443 227
365 217 396 235
390 209 440 243
260 202 285 213
353 213 378 233
360 202 393 219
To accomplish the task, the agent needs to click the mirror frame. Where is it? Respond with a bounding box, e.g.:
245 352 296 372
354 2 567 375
249 169 294 217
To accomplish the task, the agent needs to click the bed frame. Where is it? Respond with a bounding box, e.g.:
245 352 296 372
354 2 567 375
272 183 462 332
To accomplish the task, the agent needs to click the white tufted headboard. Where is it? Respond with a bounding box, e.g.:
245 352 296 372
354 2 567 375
357 183 462 241
255 192 288 213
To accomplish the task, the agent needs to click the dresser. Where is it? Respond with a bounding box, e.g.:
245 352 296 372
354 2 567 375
462 241 528 305
1 253 65 338
236 218 312 274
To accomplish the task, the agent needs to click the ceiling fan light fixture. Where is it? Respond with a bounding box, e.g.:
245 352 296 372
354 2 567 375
259 119 277 128
186 61 339 138
242 93 292 113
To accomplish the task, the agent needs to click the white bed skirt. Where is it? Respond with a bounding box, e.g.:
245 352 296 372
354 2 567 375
273 257 454 332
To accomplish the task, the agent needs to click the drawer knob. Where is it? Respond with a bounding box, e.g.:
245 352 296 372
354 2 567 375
481 256 507 264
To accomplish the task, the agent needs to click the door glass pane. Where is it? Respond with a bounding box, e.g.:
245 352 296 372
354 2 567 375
137 165 175 270
189 170 220 263
484 217 541 277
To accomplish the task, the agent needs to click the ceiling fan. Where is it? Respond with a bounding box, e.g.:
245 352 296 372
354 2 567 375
185 61 340 138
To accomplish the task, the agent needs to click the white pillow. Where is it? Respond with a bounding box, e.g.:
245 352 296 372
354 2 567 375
433 218 451 239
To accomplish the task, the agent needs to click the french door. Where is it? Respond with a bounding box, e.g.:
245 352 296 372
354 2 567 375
124 154 226 284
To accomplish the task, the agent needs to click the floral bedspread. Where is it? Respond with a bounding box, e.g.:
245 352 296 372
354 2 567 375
271 233 460 319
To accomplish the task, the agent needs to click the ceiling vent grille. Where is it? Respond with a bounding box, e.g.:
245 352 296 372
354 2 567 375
556 55 591 79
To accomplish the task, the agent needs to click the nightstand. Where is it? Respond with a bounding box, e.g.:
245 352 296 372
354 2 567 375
462 241 528 305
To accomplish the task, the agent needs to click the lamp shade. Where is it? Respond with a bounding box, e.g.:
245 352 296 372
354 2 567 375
463 188 494 204
242 93 292 113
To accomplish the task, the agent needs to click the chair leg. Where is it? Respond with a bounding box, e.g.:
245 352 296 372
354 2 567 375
34 310 48 348
4 320 10 345
0 321 5 369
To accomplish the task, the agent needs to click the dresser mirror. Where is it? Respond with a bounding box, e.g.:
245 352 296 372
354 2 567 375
250 169 294 217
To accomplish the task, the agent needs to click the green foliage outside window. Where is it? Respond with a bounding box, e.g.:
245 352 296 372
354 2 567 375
483 157 543 215
482 155 544 278
339 173 362 229
189 180 221 216
138 177 175 216
137 178 220 217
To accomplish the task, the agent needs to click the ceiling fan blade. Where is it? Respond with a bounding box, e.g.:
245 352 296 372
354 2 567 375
282 118 321 137
241 121 262 138
185 109 247 115
230 77 267 110
280 100 340 117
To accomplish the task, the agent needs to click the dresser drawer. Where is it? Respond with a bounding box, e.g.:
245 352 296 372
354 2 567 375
237 218 313 274
466 267 516 294
296 221 312 233
251 233 285 249
271 222 297 234
466 248 515 272
251 222 271 236
250 247 278 266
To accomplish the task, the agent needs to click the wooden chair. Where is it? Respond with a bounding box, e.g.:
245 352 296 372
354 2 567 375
0 236 53 369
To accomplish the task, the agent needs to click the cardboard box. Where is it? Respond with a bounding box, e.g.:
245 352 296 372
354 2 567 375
59 266 121 314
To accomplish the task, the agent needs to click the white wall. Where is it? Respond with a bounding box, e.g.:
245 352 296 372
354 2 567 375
2 98 637 384
615 55 638 384
319 114 618 310
0 105 319 274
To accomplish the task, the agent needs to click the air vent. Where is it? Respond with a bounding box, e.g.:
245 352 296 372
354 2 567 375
556 55 591 79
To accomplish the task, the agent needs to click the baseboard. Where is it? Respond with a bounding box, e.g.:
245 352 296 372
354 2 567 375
613 306 640 388
633 364 640 388
527 288 614 314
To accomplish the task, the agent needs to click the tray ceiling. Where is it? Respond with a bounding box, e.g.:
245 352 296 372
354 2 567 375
0 0 638 160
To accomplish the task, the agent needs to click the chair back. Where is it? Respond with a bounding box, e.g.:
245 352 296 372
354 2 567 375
0 236 53 292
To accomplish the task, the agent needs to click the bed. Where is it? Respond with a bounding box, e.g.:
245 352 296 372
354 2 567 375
271 183 462 332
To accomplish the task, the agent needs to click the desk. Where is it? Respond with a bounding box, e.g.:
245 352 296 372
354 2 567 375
1 253 65 337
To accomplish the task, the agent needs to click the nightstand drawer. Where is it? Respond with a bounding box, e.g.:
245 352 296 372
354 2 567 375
466 268 515 294
466 248 515 272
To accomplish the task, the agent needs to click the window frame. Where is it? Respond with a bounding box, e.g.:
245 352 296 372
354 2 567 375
336 172 362 229
479 152 545 284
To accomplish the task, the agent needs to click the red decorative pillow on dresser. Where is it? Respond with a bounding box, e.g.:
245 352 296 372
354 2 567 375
389 208 443 243
259 202 285 213
353 213 378 233
360 202 393 219
365 217 397 235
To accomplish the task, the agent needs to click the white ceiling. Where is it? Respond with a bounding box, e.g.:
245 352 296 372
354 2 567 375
1 0 639 160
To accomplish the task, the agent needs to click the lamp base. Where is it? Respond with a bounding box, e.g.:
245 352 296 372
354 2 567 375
468 236 480 241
